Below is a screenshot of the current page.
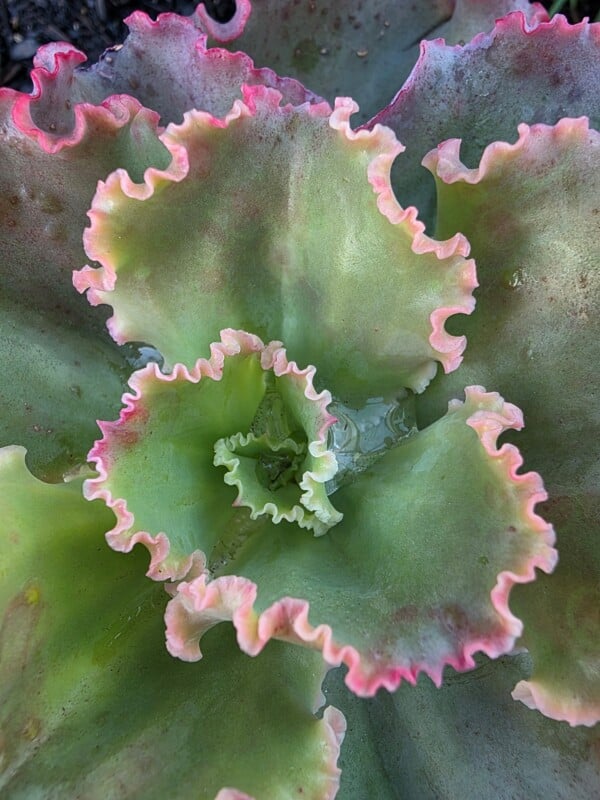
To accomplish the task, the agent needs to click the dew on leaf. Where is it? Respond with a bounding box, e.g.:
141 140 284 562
326 394 417 492
501 267 525 289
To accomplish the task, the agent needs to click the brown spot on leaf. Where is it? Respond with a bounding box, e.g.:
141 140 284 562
21 717 41 741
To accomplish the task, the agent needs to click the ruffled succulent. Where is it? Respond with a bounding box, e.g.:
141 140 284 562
1 2 599 798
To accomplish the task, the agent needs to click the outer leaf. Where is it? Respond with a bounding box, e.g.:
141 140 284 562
0 56 170 479
435 0 548 45
194 0 547 123
166 387 556 696
33 11 323 129
369 12 600 227
320 669 398 800
0 302 130 483
324 653 600 799
75 86 476 403
510 493 600 727
417 119 600 725
0 445 344 799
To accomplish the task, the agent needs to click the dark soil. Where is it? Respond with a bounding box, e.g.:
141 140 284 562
0 0 233 91
0 1 598 92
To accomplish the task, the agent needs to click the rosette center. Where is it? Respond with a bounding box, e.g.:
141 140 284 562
213 354 342 536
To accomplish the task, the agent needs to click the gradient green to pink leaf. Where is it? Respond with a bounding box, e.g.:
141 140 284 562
0 0 599 797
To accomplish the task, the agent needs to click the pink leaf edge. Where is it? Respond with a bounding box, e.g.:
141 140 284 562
1 41 162 154
329 98 477 376
85 329 340 578
194 0 253 43
166 385 557 697
74 86 477 378
423 116 598 187
121 9 325 109
73 85 330 317
459 386 558 636
367 11 600 135
511 680 600 729
85 329 267 580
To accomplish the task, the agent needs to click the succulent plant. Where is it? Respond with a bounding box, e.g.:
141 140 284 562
1 1 598 797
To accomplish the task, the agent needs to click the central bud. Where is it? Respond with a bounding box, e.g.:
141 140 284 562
214 345 342 536
256 447 305 491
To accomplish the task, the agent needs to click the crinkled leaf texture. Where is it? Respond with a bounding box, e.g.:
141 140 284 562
194 0 547 123
86 329 341 582
369 11 600 227
0 446 344 799
30 12 323 129
75 85 476 404
89 352 556 696
1 9 598 800
418 117 600 726
165 388 555 695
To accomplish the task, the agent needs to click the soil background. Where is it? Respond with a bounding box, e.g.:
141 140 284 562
0 0 598 92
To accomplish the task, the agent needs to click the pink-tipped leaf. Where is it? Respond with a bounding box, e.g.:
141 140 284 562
166 386 556 696
75 86 476 403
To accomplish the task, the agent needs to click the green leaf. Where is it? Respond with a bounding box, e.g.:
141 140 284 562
325 652 600 799
417 118 600 725
166 388 556 697
511 493 600 727
0 446 344 799
76 87 476 403
0 83 170 478
86 330 341 581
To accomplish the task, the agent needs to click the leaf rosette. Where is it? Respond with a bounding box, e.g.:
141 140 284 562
91 362 556 698
1 2 599 798
86 329 342 581
164 386 556 695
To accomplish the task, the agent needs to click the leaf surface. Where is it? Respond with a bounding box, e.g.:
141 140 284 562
418 118 600 725
0 446 344 799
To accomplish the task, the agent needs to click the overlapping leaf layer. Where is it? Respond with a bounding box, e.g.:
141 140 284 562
1 1 599 798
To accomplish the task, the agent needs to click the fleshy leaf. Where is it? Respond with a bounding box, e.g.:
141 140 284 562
420 118 600 491
417 118 600 725
435 0 548 45
369 12 600 227
194 0 546 123
324 653 600 798
0 58 170 478
166 387 556 695
0 445 345 799
86 330 341 582
75 86 476 403
33 11 323 129
510 493 600 728
0 302 130 483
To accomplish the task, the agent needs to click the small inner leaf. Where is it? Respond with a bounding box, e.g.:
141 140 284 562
255 446 306 492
